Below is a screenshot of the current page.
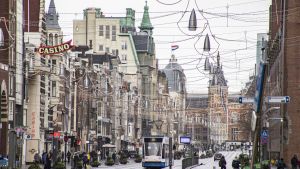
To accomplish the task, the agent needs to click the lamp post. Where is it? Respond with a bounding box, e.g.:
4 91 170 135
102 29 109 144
266 117 283 161
262 106 280 161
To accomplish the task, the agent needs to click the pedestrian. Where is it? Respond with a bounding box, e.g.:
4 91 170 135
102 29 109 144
219 156 227 169
42 152 47 164
276 158 286 169
106 151 109 159
291 155 298 169
44 153 51 169
82 153 88 169
67 151 71 163
34 153 40 164
232 156 240 169
62 151 65 162
97 150 101 161
112 151 116 162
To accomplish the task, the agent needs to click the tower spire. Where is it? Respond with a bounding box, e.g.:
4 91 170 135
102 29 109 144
217 51 220 67
139 1 153 34
46 0 60 29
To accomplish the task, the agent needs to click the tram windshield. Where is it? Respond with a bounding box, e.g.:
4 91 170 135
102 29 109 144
145 142 162 156
144 137 163 156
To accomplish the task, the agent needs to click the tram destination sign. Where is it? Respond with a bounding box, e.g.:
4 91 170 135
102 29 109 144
180 136 191 144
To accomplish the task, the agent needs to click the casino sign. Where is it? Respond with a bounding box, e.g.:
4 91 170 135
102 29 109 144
37 40 73 55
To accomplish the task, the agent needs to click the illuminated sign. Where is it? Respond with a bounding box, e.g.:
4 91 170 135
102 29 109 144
180 136 191 144
38 40 73 55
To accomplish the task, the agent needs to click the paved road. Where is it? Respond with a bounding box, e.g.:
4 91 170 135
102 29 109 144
194 151 242 169
95 158 183 169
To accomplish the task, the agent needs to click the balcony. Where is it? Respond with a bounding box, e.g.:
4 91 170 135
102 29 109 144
28 65 51 75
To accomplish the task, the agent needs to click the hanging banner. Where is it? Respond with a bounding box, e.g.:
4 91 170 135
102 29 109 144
37 40 73 55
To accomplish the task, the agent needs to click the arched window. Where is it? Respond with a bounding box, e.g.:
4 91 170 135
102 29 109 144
49 33 53 46
55 34 59 45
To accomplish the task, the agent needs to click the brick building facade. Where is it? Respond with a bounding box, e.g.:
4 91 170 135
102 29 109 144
267 0 300 165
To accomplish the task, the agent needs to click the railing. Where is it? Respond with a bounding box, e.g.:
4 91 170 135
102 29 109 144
182 157 199 169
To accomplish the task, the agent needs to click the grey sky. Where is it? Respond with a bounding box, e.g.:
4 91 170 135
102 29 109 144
46 0 270 94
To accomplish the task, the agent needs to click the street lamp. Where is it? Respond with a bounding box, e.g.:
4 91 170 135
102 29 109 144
154 119 164 135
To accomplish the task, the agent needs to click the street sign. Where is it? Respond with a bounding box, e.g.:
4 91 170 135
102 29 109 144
260 129 268 145
261 130 268 137
265 96 290 103
253 62 266 113
239 97 254 103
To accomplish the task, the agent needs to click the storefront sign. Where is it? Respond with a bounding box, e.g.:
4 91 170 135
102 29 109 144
37 40 73 55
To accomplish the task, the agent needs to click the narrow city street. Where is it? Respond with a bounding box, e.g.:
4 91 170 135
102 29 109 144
83 151 243 169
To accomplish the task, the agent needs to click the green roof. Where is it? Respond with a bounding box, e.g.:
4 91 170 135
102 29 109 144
140 2 153 30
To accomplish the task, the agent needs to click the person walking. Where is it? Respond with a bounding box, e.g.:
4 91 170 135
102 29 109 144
67 151 71 163
82 153 88 169
112 152 116 163
277 158 286 169
232 156 240 169
44 153 51 169
291 155 298 169
219 156 227 169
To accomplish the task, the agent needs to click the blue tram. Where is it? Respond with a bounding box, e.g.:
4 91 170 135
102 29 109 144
142 136 171 169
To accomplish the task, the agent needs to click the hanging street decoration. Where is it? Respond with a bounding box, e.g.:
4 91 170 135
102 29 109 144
37 40 73 55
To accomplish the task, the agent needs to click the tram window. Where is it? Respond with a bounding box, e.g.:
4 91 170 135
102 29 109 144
162 145 165 158
145 142 162 156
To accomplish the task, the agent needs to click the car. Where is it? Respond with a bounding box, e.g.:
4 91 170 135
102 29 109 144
214 153 222 161
128 150 137 158
0 156 8 167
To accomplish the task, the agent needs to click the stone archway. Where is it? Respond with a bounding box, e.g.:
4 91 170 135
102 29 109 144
0 80 8 155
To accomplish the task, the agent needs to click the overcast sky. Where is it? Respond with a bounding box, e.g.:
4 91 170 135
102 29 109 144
45 0 270 94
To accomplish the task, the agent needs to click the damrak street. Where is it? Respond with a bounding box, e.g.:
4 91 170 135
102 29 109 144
0 0 299 169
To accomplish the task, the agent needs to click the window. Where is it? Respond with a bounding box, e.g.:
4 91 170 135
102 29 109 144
99 25 104 36
99 45 103 51
105 25 110 39
54 34 59 45
232 128 238 140
105 47 110 53
112 25 116 41
112 49 116 55
49 34 53 46
52 59 57 73
121 54 127 61
121 41 127 50
52 81 56 97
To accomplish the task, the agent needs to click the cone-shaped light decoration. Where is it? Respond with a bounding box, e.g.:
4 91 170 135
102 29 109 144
210 63 214 73
203 34 211 52
0 28 4 47
84 75 89 89
188 9 197 31
204 56 210 71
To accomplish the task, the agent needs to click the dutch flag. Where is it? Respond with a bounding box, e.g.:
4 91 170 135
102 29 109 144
171 45 179 51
